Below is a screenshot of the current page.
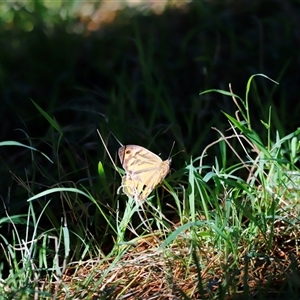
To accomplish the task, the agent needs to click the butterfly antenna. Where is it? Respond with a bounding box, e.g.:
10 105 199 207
97 129 119 172
169 141 185 159
168 141 175 158
110 131 124 147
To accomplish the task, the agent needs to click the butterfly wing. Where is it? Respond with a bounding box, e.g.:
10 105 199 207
118 145 171 200
121 160 170 200
119 145 163 173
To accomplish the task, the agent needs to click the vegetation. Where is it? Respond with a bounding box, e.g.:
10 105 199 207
1 1 300 299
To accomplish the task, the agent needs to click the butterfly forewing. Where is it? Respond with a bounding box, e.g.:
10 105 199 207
118 145 171 200
119 146 163 173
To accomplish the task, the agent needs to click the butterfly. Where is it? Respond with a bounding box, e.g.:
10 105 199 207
118 145 171 201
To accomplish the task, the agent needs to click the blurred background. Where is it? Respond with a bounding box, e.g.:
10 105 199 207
2 0 300 143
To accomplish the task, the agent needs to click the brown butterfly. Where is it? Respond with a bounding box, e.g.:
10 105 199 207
118 145 171 201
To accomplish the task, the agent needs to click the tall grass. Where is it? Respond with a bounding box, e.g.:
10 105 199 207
2 74 300 298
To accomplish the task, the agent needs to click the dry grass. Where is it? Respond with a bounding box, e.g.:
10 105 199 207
51 217 300 300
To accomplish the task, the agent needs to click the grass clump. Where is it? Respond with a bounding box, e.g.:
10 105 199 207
2 75 300 299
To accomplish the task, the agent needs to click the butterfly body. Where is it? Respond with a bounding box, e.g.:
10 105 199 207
118 145 171 200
